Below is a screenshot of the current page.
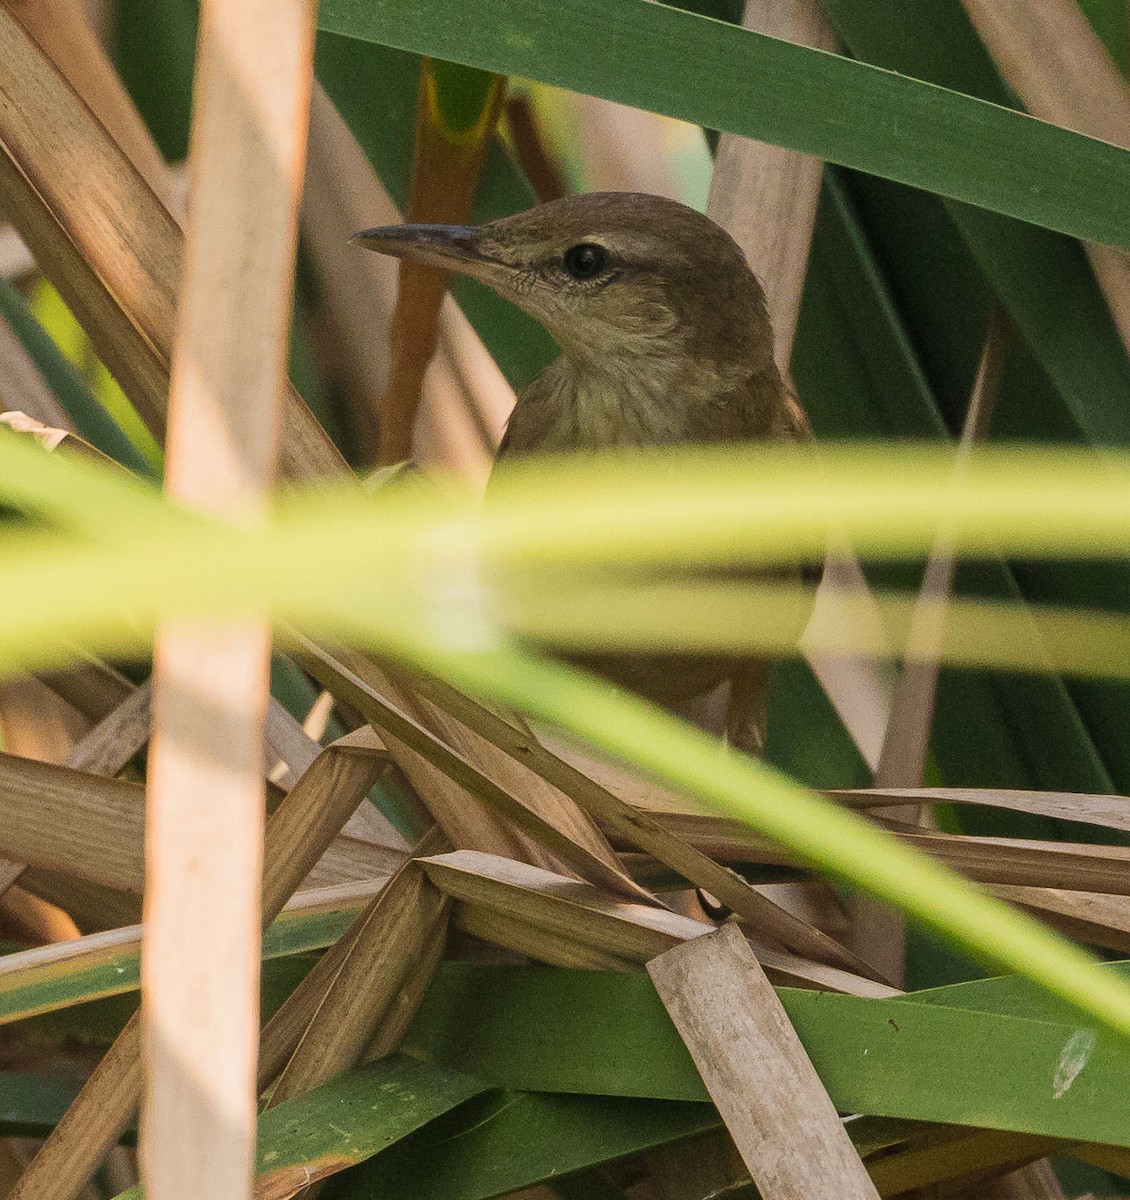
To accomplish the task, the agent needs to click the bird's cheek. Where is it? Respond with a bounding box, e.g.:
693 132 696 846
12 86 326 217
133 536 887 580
616 301 681 342
520 290 582 335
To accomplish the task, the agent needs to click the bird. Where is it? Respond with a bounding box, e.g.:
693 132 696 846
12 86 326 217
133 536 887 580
354 192 817 753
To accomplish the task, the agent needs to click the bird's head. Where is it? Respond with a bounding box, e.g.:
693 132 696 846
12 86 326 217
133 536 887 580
353 192 776 389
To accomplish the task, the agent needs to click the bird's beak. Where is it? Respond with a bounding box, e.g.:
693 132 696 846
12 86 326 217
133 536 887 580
351 223 494 280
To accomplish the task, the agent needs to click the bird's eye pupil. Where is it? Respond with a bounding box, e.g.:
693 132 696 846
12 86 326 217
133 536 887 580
563 243 608 281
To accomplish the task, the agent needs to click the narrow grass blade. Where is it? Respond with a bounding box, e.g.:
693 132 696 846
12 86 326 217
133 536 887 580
317 0 1130 248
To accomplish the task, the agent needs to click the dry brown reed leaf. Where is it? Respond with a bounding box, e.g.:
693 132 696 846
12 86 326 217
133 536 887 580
422 848 708 961
882 825 1130 894
257 908 366 1087
0 3 185 435
303 834 406 890
835 786 1130 835
977 1159 1068 1200
0 719 407 898
741 937 901 998
411 671 879 976
381 662 643 880
0 676 86 899
0 754 144 890
9 726 389 1199
62 678 152 776
456 904 644 972
265 705 406 860
990 884 1130 956
532 732 695 812
0 862 24 899
649 924 881 1200
264 856 449 1110
608 771 1130 840
339 784 411 850
378 715 1130 980
433 850 896 996
706 0 835 371
285 878 401 911
259 732 392 917
0 680 151 907
0 426 145 898
303 642 643 896
4 1017 146 1200
37 646 347 808
2 0 179 213
650 807 1130 895
959 0 1130 360
257 826 445 1095
141 0 316 1185
0 1143 31 1195
362 907 452 1060
0 5 341 478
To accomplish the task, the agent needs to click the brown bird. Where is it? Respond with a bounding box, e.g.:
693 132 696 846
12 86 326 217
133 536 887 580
354 192 816 752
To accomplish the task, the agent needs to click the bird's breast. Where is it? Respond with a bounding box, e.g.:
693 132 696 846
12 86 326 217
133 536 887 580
499 355 760 458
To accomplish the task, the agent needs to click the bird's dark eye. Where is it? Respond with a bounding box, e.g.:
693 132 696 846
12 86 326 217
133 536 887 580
562 242 609 281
